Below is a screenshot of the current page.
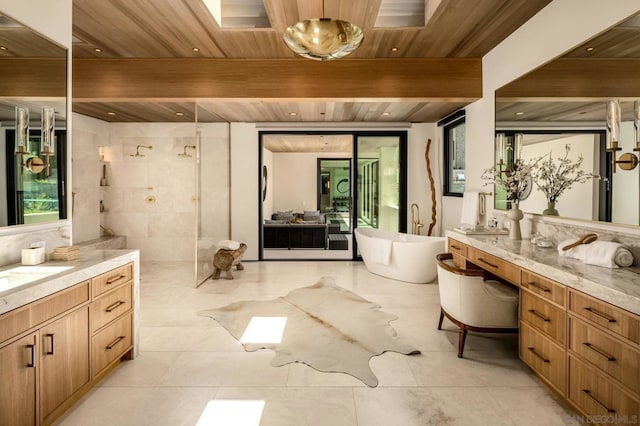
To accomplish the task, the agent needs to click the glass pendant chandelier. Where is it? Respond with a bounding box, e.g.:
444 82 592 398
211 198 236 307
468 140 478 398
283 1 363 61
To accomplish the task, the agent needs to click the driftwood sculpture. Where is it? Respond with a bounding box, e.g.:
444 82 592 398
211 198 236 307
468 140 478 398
425 139 437 236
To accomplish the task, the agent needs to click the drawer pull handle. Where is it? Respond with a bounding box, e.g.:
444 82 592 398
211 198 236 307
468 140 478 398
582 342 616 362
106 274 127 284
527 347 550 363
106 336 125 350
582 390 616 413
478 258 498 269
45 333 55 355
584 307 616 323
450 244 461 250
27 344 36 368
528 282 551 293
105 300 126 312
527 309 551 322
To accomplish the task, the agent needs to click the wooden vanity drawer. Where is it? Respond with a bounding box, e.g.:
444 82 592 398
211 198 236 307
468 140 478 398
520 322 566 395
91 283 132 333
521 270 566 308
92 263 133 299
448 239 467 257
570 317 640 396
521 290 566 344
569 356 639 420
92 312 132 376
0 281 89 344
570 290 639 345
467 247 520 285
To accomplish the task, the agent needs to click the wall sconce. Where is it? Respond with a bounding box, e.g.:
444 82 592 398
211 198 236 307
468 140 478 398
15 106 29 154
496 132 522 173
40 106 55 176
606 99 638 173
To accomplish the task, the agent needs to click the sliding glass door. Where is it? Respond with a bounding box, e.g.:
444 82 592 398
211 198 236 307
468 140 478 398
354 133 407 240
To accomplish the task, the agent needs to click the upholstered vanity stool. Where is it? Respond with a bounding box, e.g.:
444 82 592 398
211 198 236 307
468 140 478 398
212 243 247 280
436 253 519 357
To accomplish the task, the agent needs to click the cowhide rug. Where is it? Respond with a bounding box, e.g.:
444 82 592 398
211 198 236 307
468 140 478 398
198 276 420 387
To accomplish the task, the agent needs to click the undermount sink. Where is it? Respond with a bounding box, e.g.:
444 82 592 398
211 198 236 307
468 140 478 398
0 265 74 292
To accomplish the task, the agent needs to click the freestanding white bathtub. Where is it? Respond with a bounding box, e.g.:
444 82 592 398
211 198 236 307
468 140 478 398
354 227 445 283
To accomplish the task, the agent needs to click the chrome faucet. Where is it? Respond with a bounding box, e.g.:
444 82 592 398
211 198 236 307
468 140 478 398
410 203 424 235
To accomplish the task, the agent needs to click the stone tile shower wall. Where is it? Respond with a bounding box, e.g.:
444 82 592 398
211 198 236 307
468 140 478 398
102 123 197 261
72 116 231 263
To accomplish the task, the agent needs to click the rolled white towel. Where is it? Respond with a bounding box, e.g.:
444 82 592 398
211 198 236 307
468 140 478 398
584 241 633 269
217 239 240 251
614 247 634 268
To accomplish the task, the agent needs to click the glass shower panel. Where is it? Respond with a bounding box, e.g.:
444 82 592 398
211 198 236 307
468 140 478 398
195 104 230 286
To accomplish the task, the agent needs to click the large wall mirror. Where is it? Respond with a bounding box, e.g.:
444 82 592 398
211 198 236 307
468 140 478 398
0 12 67 227
494 10 640 227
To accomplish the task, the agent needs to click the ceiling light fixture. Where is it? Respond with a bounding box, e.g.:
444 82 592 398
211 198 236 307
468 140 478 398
514 111 525 116
0 46 7 51
107 111 116 116
175 112 184 116
585 46 594 52
192 47 200 52
288 112 298 116
390 47 398 52
382 112 390 116
283 0 363 61
94 47 102 53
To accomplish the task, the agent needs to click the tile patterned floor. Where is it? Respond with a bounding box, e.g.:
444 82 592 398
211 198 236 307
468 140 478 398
56 261 579 425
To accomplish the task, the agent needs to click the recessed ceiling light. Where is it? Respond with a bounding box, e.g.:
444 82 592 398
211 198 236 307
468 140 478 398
175 112 184 116
107 111 116 116
390 47 398 52
585 46 594 52
382 112 390 116
94 47 102 53
514 111 525 116
192 47 200 52
0 46 7 51
288 112 297 116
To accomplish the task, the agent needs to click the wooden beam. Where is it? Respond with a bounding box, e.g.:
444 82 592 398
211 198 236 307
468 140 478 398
72 58 481 101
0 58 66 97
497 58 640 99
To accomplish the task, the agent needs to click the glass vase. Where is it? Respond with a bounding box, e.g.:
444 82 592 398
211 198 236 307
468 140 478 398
542 202 559 216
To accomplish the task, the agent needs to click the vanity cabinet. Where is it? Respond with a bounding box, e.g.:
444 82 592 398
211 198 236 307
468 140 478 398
518 272 568 396
446 236 640 421
90 263 134 379
0 332 38 426
567 290 640 421
0 261 135 425
40 307 90 421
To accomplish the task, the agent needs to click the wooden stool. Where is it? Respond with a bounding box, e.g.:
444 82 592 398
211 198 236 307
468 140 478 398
212 243 247 280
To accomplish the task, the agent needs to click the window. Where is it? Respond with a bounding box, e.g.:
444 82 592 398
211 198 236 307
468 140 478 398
440 110 466 196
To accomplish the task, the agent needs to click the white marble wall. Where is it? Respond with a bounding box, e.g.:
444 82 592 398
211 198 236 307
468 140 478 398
104 123 198 261
0 223 71 266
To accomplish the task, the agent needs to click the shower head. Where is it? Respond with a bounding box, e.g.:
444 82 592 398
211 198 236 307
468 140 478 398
130 145 152 157
178 145 196 158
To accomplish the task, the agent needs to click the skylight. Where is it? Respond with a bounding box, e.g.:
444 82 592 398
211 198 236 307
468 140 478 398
375 0 426 28
203 0 270 29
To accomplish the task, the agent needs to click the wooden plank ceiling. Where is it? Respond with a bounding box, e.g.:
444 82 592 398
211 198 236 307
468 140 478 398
71 0 552 123
496 10 640 124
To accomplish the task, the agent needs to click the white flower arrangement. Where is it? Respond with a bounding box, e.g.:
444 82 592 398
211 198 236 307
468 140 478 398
532 144 600 204
482 158 535 203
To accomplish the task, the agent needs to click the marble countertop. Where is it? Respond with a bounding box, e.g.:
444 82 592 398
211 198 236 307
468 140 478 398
0 249 139 316
447 230 640 316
